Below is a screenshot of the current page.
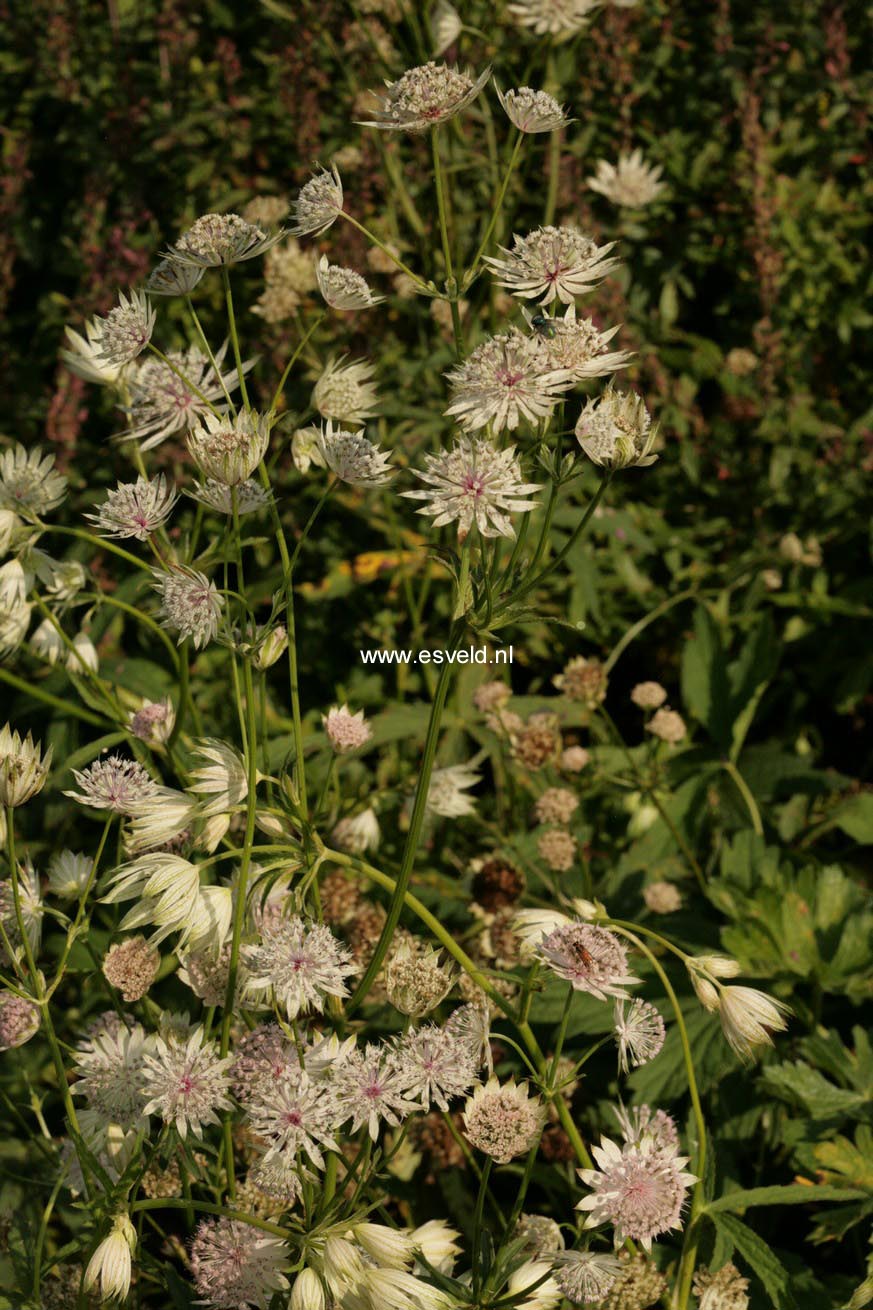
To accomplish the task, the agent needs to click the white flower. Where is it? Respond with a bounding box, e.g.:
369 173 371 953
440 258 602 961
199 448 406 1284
0 596 30 658
587 149 665 208
614 998 666 1072
123 787 198 854
87 474 177 540
73 1021 154 1130
154 567 224 649
393 1023 477 1110
0 862 42 962
445 329 572 432
554 1250 623 1304
427 761 481 817
484 225 619 306
312 357 378 425
0 725 52 807
187 410 271 486
291 164 344 237
496 84 571 134
102 853 202 945
83 1214 136 1302
576 1134 696 1251
335 1043 419 1140
244 916 356 1020
142 1026 234 1138
352 1223 414 1270
536 922 640 1000
291 1269 327 1310
61 320 126 385
575 384 658 469
411 1220 462 1275
402 435 541 542
48 850 91 898
331 808 380 853
124 344 252 451
463 1077 545 1162
129 697 176 745
508 0 601 37
512 907 573 957
188 738 248 817
323 704 372 753
317 256 384 311
0 445 67 516
717 986 791 1061
65 756 157 814
527 304 632 381
190 478 271 516
29 617 64 665
69 630 99 674
92 290 156 366
507 1258 562 1310
358 61 490 133
429 0 462 56
167 212 285 267
145 257 205 296
317 422 394 486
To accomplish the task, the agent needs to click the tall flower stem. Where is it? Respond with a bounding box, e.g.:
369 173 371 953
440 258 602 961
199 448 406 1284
222 269 251 413
267 313 325 420
146 344 222 417
471 1157 493 1301
431 129 464 358
502 474 610 611
468 130 524 278
339 212 430 291
721 760 763 836
185 295 237 414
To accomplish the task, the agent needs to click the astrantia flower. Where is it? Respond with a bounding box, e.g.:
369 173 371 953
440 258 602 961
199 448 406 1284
0 725 52 807
65 756 157 814
554 1250 623 1304
484 226 619 306
168 212 284 268
61 320 127 385
124 344 252 451
187 409 271 486
0 993 40 1051
291 164 344 236
529 305 632 381
245 1067 340 1168
536 922 640 1000
323 704 372 753
385 940 456 1018
102 853 202 945
445 330 572 432
508 0 600 37
243 916 356 1020
534 787 578 825
717 986 791 1061
74 1022 154 1131
614 999 666 1072
0 445 68 516
190 478 271 516
312 357 378 425
427 761 481 817
614 1103 679 1153
412 1219 463 1275
142 1026 234 1138
0 596 30 658
317 422 394 486
332 807 380 854
0 862 42 963
402 436 541 542
124 786 198 854
335 1042 419 1140
92 290 156 366
646 707 686 744
48 850 91 898
358 60 490 133
693 1262 751 1310
497 84 571 133
317 256 384 311
155 566 224 649
394 1023 477 1110
191 1217 290 1310
102 936 160 1002
631 681 667 709
145 257 205 297
83 1214 136 1303
188 738 248 817
506 1258 562 1309
576 1135 696 1250
87 474 177 541
575 385 658 470
129 697 176 746
430 0 462 55
643 881 682 914
463 1077 545 1163
587 150 665 208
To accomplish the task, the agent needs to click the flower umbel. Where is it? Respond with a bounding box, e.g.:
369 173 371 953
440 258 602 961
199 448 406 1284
587 149 665 208
575 385 658 470
291 164 344 236
536 922 640 1000
445 329 572 432
359 61 491 133
0 725 52 807
402 435 541 542
485 226 619 306
496 84 571 133
155 567 224 649
87 475 178 541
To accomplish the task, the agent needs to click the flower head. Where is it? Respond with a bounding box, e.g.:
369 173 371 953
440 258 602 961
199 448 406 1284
534 788 578 825
323 704 372 753
87 474 177 540
317 422 394 486
445 329 572 432
385 941 456 1018
243 916 356 1020
575 385 658 469
191 478 271 516
317 256 384 311
427 761 481 817
393 1022 477 1109
245 1065 340 1169
717 986 791 1061
553 1250 623 1304
0 445 67 516
332 808 380 853
359 61 490 133
48 849 91 898
191 1217 290 1309
463 1077 545 1163
168 212 284 268
73 1022 154 1130
124 344 252 451
145 258 205 296
188 737 248 816
614 998 666 1072
508 0 601 37
692 1262 751 1310
129 697 176 745
83 1214 136 1303
631 681 667 709
102 853 202 945
65 756 157 814
485 226 619 306
142 1026 234 1138
529 304 632 381
614 1103 679 1153
62 319 127 384
187 410 271 486
402 436 541 542
587 149 665 208
430 0 462 54
0 725 52 807
92 290 156 366
537 827 577 871
335 1042 419 1140
155 566 224 649
536 922 640 999
496 84 571 133
103 936 161 1002
0 992 40 1051
646 707 686 744
643 881 682 914
291 165 344 236
576 1135 696 1250
0 863 42 963
312 357 378 425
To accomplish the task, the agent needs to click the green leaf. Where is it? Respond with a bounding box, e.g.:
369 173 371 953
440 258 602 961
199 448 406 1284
710 1212 794 1307
705 1183 866 1215
831 794 873 844
681 605 732 748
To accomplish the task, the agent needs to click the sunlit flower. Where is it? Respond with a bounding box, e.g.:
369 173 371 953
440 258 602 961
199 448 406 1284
65 755 156 814
359 61 490 133
61 319 127 384
463 1077 545 1163
323 704 372 753
0 445 68 517
48 849 91 898
554 1250 623 1304
291 164 344 236
576 1135 696 1250
394 1023 477 1109
83 1214 137 1303
385 940 456 1018
402 435 541 542
73 1022 154 1131
92 290 156 366
317 422 394 486
335 1043 419 1140
575 385 658 469
508 0 600 36
717 986 791 1061
145 257 205 296
312 357 378 425
245 1066 340 1169
123 786 198 854
187 410 270 486
102 853 202 945
155 567 224 649
529 304 632 380
190 478 271 516
445 329 572 432
430 0 462 55
427 761 481 817
191 1217 290 1309
142 1025 234 1138
614 998 666 1072
536 922 639 1000
124 344 252 451
317 256 384 311
243 916 357 1020
0 725 52 807
168 212 285 268
188 738 248 816
485 225 619 306
587 150 665 208
87 474 177 541
496 84 571 133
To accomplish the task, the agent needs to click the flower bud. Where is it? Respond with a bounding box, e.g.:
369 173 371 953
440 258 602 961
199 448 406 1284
83 1213 136 1301
0 725 52 807
253 623 288 670
291 1268 326 1310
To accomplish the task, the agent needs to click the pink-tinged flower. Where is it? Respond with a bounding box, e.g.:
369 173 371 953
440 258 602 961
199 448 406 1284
445 329 572 433
64 756 157 814
393 1024 479 1111
0 992 40 1050
613 1103 679 1154
463 1077 545 1163
613 999 666 1072
358 61 491 133
334 1043 419 1140
190 1217 289 1309
323 704 372 753
484 226 619 306
244 1068 340 1169
576 1136 696 1251
242 916 356 1020
141 1026 234 1139
401 435 541 542
87 475 177 541
554 1250 623 1304
536 923 640 1000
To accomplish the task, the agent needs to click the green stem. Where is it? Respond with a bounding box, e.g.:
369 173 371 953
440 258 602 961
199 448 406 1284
222 269 251 413
339 212 430 290
503 474 610 610
47 817 113 997
267 313 325 420
468 131 524 278
471 1156 493 1301
431 129 464 358
0 669 106 729
146 344 221 417
185 295 236 414
721 760 763 836
130 1197 288 1238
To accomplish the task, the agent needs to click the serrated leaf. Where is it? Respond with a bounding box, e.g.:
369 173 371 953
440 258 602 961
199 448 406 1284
710 1212 793 1308
681 605 732 748
705 1183 866 1215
